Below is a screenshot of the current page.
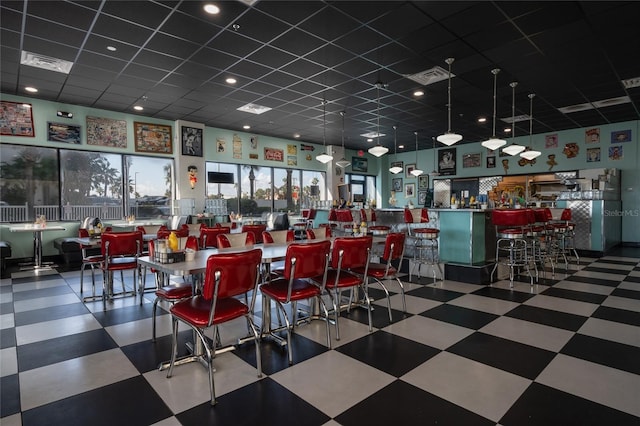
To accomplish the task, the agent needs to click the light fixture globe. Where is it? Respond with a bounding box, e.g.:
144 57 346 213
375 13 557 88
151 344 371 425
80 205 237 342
437 58 463 146
481 68 507 151
410 168 423 177
520 149 541 160
503 143 526 156
502 81 524 156
315 99 333 164
389 165 403 174
519 93 542 160
437 132 463 146
389 125 403 174
336 111 350 168
368 144 388 157
410 131 423 176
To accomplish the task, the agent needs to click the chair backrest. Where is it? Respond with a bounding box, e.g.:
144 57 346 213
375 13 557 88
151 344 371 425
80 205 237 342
200 226 231 248
185 223 201 236
360 209 368 223
185 235 199 251
216 222 238 230
370 209 378 222
217 232 255 248
173 224 189 238
263 230 294 244
336 209 353 223
157 225 170 239
533 208 550 223
101 231 143 258
202 249 263 324
328 209 338 221
306 227 331 240
403 208 414 224
561 208 572 221
307 209 317 220
331 236 372 270
282 240 331 282
381 232 406 263
272 213 290 231
242 224 267 243
492 209 530 227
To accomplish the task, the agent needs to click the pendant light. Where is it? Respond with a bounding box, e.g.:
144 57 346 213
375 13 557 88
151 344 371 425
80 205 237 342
436 57 463 146
368 82 389 157
520 94 541 160
335 111 351 168
481 68 507 151
410 131 423 176
502 81 526 156
389 125 403 174
315 99 333 164
429 136 439 176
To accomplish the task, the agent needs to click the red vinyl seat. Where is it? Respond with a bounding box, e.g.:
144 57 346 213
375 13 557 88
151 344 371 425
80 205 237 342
242 224 267 244
262 229 294 244
216 232 255 248
490 209 534 287
167 249 263 405
259 240 331 364
199 226 230 248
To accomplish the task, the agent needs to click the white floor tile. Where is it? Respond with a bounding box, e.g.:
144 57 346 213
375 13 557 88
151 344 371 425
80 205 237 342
372 293 442 314
578 317 640 347
1 347 18 377
13 293 80 313
572 270 628 281
447 293 520 316
384 315 473 350
601 295 640 313
553 280 615 295
480 316 575 352
1 312 15 329
524 294 599 317
15 314 102 345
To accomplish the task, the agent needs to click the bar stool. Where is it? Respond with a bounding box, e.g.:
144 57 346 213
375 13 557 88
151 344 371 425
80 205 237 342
551 208 580 270
404 208 442 282
335 209 354 236
361 208 390 235
490 209 534 287
529 208 555 278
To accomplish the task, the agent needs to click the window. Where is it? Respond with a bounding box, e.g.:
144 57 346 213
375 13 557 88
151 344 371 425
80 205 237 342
301 170 326 207
0 144 59 221
126 156 173 219
346 173 376 205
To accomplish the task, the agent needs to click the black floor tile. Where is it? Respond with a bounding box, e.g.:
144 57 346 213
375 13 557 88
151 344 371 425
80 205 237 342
500 382 639 426
20 376 172 426
561 334 640 375
14 302 90 326
623 275 640 283
92 303 154 327
11 274 62 285
595 259 638 266
591 305 640 327
564 275 620 287
121 330 194 374
0 301 13 314
420 304 498 330
505 304 587 331
336 330 440 377
0 374 20 418
17 329 118 372
340 302 410 328
541 287 608 304
447 332 556 380
611 288 640 300
176 377 331 426
472 286 537 303
582 266 633 275
0 327 16 349
335 379 494 426
11 284 75 301
407 285 464 302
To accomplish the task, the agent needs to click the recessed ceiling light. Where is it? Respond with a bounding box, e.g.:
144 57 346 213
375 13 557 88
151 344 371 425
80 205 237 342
477 117 487 123
204 3 220 14
243 125 250 129
367 138 373 143
504 128 512 133
226 77 237 84
25 86 38 93
398 145 404 149
107 46 117 52
134 105 143 111
293 133 300 138
413 90 424 97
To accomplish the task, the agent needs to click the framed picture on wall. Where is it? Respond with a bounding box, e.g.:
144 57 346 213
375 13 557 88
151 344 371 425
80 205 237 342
418 191 427 205
181 126 203 157
486 156 496 168
0 101 34 137
405 163 416 178
47 122 81 144
462 152 481 168
87 116 127 148
134 122 173 154
418 175 429 190
404 183 415 198
392 177 402 192
438 147 456 175
352 156 368 172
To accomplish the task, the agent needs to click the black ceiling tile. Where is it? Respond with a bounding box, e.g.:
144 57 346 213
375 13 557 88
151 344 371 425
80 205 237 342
247 46 297 69
0 7 22 32
242 80 280 97
256 1 324 25
27 0 97 30
131 49 184 71
368 3 434 40
190 47 238 71
76 51 128 73
69 63 118 82
112 74 157 90
19 65 68 83
235 9 291 42
298 6 361 42
159 13 221 45
103 84 147 98
161 72 206 91
334 57 379 81
25 17 86 47
270 29 325 57
464 22 523 51
280 58 324 80
102 1 173 28
93 99 133 111
333 26 385 56
362 42 417 69
64 75 110 91
0 72 17 91
84 35 139 61
482 39 540 68
440 2 506 38
98 91 138 104
514 5 585 36
225 60 273 81
259 70 300 88
207 30 262 57
92 15 154 46
308 69 352 89
174 61 219 81
305 44 353 68
57 93 99 106
145 33 200 59
0 28 20 51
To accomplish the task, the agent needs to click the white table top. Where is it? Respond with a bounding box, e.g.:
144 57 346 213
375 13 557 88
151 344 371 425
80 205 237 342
9 224 66 232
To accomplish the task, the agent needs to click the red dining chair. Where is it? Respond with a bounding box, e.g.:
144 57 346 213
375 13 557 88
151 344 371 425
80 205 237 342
262 229 294 244
259 240 332 364
242 224 267 244
306 227 331 240
325 236 373 340
217 232 255 248
79 228 104 302
167 249 263 406
353 232 407 322
335 209 354 236
200 226 230 249
100 231 143 309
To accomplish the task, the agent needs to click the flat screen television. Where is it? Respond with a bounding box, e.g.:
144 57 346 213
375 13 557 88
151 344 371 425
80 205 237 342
207 172 234 184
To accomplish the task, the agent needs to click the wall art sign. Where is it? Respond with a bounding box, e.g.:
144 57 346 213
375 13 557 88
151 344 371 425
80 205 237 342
438 148 456 176
0 101 34 136
181 126 203 157
264 147 284 162
47 122 81 144
87 116 127 147
134 122 172 153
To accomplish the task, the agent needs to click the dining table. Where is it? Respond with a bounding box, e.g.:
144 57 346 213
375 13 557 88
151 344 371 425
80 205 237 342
9 223 66 268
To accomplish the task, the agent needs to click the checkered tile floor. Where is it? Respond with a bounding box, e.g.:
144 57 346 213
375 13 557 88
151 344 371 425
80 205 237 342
1 247 639 426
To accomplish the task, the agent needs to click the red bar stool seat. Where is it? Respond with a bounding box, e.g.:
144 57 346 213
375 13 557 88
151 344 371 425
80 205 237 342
490 209 534 287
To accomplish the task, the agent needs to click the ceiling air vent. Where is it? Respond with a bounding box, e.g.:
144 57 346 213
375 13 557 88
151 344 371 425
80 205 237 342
501 114 531 123
621 77 640 89
21 51 73 74
237 103 271 114
557 102 594 114
404 65 450 86
593 96 630 108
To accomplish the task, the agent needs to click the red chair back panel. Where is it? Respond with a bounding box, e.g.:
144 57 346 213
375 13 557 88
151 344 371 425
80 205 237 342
217 232 254 248
491 209 530 227
403 208 413 224
284 240 331 279
420 208 429 223
185 235 199 251
533 209 549 223
200 227 230 248
307 209 317 220
242 224 267 244
263 230 294 244
561 208 572 221
331 236 372 269
328 209 338 221
382 233 405 262
203 248 262 300
371 210 377 222
336 209 353 223
360 209 368 222
101 231 143 256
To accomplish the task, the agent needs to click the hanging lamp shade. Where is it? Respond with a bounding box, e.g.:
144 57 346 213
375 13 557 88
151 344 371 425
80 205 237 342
315 100 333 164
410 131 423 176
336 111 351 168
389 125 403 174
368 82 389 157
437 58 463 146
520 93 541 160
502 81 526 156
481 68 507 151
